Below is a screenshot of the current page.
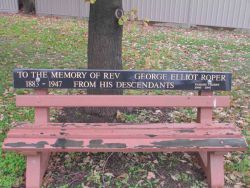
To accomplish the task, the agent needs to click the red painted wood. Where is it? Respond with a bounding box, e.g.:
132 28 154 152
4 147 246 153
34 89 49 125
197 91 213 124
26 154 42 188
208 152 225 187
25 152 50 188
6 89 246 188
7 126 242 139
40 152 50 180
9 122 235 129
197 91 214 184
198 151 209 179
16 95 230 107
29 90 50 188
4 82 247 188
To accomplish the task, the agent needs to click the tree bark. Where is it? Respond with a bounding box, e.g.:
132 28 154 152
88 0 123 95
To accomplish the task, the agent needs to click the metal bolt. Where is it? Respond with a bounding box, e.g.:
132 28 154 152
36 77 40 82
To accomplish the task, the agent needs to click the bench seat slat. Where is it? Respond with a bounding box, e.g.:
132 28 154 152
3 137 247 153
16 95 230 107
3 124 247 153
11 123 235 129
7 125 242 139
6 132 243 139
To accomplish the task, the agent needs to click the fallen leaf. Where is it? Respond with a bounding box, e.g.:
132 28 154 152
117 173 128 179
147 171 155 180
186 170 192 174
153 159 159 164
154 110 162 114
0 114 4 121
116 110 124 121
229 174 236 181
137 180 144 185
170 174 179 181
105 172 114 177
179 159 187 163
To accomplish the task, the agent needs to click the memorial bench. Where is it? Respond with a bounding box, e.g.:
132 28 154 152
3 69 248 188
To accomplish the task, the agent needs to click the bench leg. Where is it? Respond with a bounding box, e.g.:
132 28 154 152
207 152 225 188
26 152 50 188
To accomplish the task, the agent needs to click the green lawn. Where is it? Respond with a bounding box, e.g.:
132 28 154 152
0 14 249 187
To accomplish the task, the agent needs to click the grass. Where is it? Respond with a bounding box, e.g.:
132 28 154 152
0 14 249 187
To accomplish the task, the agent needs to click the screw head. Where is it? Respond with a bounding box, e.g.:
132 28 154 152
36 77 40 82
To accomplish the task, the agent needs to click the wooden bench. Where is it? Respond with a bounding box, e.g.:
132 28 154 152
3 69 248 188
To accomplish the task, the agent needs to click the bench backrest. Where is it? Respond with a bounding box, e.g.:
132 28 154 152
17 94 229 108
14 69 232 125
16 89 230 125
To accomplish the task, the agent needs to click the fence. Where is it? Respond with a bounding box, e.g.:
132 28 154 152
2 0 249 29
190 0 250 29
0 0 18 13
125 0 250 29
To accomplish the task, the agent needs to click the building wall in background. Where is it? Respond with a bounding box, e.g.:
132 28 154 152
190 0 250 29
0 0 18 13
126 0 191 24
30 0 250 29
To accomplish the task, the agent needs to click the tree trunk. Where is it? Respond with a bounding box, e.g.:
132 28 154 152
61 0 124 121
23 0 35 14
88 0 123 95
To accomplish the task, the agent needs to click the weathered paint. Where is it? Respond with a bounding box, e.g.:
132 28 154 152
145 134 157 138
88 139 127 148
59 132 68 136
137 138 247 148
7 124 241 140
51 138 83 148
178 129 195 133
5 141 48 148
4 138 247 150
